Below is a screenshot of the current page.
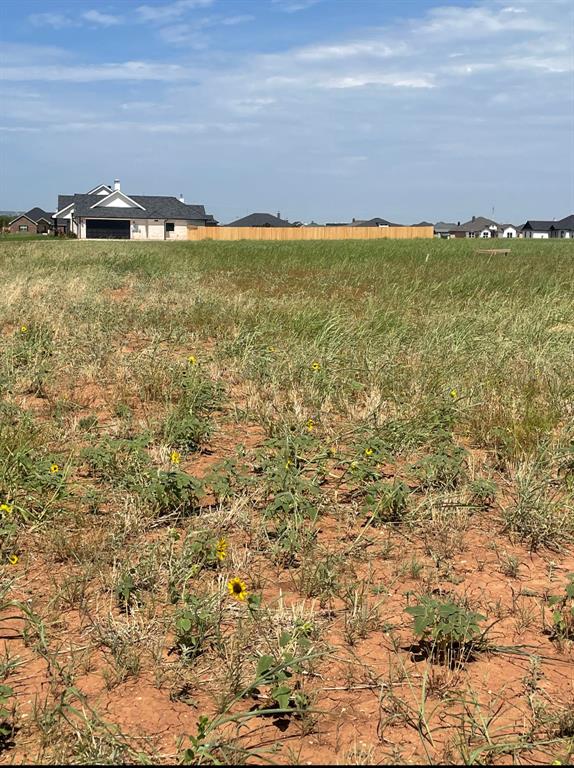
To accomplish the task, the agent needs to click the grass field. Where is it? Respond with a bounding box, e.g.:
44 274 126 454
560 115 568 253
1 238 573 764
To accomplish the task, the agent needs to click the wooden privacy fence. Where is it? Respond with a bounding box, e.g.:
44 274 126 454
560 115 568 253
187 225 434 241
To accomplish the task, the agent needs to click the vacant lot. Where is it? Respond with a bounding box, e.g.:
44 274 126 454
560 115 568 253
0 238 573 764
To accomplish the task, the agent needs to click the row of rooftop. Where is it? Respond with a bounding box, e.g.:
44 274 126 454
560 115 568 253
4 180 573 240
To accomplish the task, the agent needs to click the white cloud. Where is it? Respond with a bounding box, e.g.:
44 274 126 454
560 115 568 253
47 120 255 135
30 9 122 29
29 12 75 29
0 61 191 82
320 73 435 89
271 0 321 12
0 42 69 65
220 15 255 26
82 10 122 26
295 41 408 61
136 0 214 23
158 13 253 46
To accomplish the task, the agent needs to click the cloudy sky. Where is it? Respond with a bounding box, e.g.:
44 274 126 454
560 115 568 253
1 0 572 223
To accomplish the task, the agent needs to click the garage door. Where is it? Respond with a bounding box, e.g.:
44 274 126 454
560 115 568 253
85 219 130 239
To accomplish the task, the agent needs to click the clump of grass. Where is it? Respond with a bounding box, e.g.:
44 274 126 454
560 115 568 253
503 463 573 550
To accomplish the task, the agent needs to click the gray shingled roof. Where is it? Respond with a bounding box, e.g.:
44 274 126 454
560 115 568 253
552 214 574 230
25 207 54 222
57 196 74 213
459 216 498 233
521 220 554 231
351 217 400 227
434 221 457 231
225 212 293 227
59 194 216 223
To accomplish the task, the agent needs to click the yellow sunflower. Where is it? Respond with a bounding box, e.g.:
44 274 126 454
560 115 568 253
364 448 374 457
311 361 321 371
450 388 457 399
228 577 248 601
306 418 314 432
20 325 28 334
170 450 181 465
50 463 59 474
187 355 197 365
0 503 12 516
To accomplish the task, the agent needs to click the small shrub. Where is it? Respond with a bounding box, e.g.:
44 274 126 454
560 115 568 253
412 444 467 491
164 410 211 453
175 594 222 660
547 573 574 640
405 596 486 665
363 479 410 524
143 469 203 518
468 477 497 507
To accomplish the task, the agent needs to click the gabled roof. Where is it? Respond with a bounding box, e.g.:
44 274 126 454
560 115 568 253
521 220 554 231
351 217 400 227
412 221 433 227
8 213 37 226
8 208 54 226
551 214 574 230
25 207 54 222
434 221 458 231
225 212 293 227
87 183 113 195
459 216 498 233
58 193 217 223
90 190 145 210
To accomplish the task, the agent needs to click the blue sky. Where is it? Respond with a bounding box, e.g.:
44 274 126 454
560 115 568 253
1 0 572 223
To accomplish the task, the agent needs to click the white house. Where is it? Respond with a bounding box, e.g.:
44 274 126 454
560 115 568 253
521 220 553 239
53 180 217 240
499 224 518 238
550 215 574 238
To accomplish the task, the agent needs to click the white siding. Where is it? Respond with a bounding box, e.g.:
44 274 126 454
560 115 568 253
165 220 188 240
147 220 165 240
131 221 147 240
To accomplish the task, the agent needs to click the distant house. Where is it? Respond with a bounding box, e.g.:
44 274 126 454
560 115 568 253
450 216 500 238
522 215 574 239
9 207 54 234
225 212 293 227
434 221 457 239
550 214 574 238
499 224 519 239
350 217 401 227
521 220 554 239
412 221 433 228
53 180 217 240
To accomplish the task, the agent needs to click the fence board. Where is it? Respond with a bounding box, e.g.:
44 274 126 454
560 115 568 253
187 226 434 241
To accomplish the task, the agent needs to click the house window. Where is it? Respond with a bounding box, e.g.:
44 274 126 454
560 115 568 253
506 232 513 238
481 231 489 238
468 232 476 238
165 223 175 232
19 224 28 232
